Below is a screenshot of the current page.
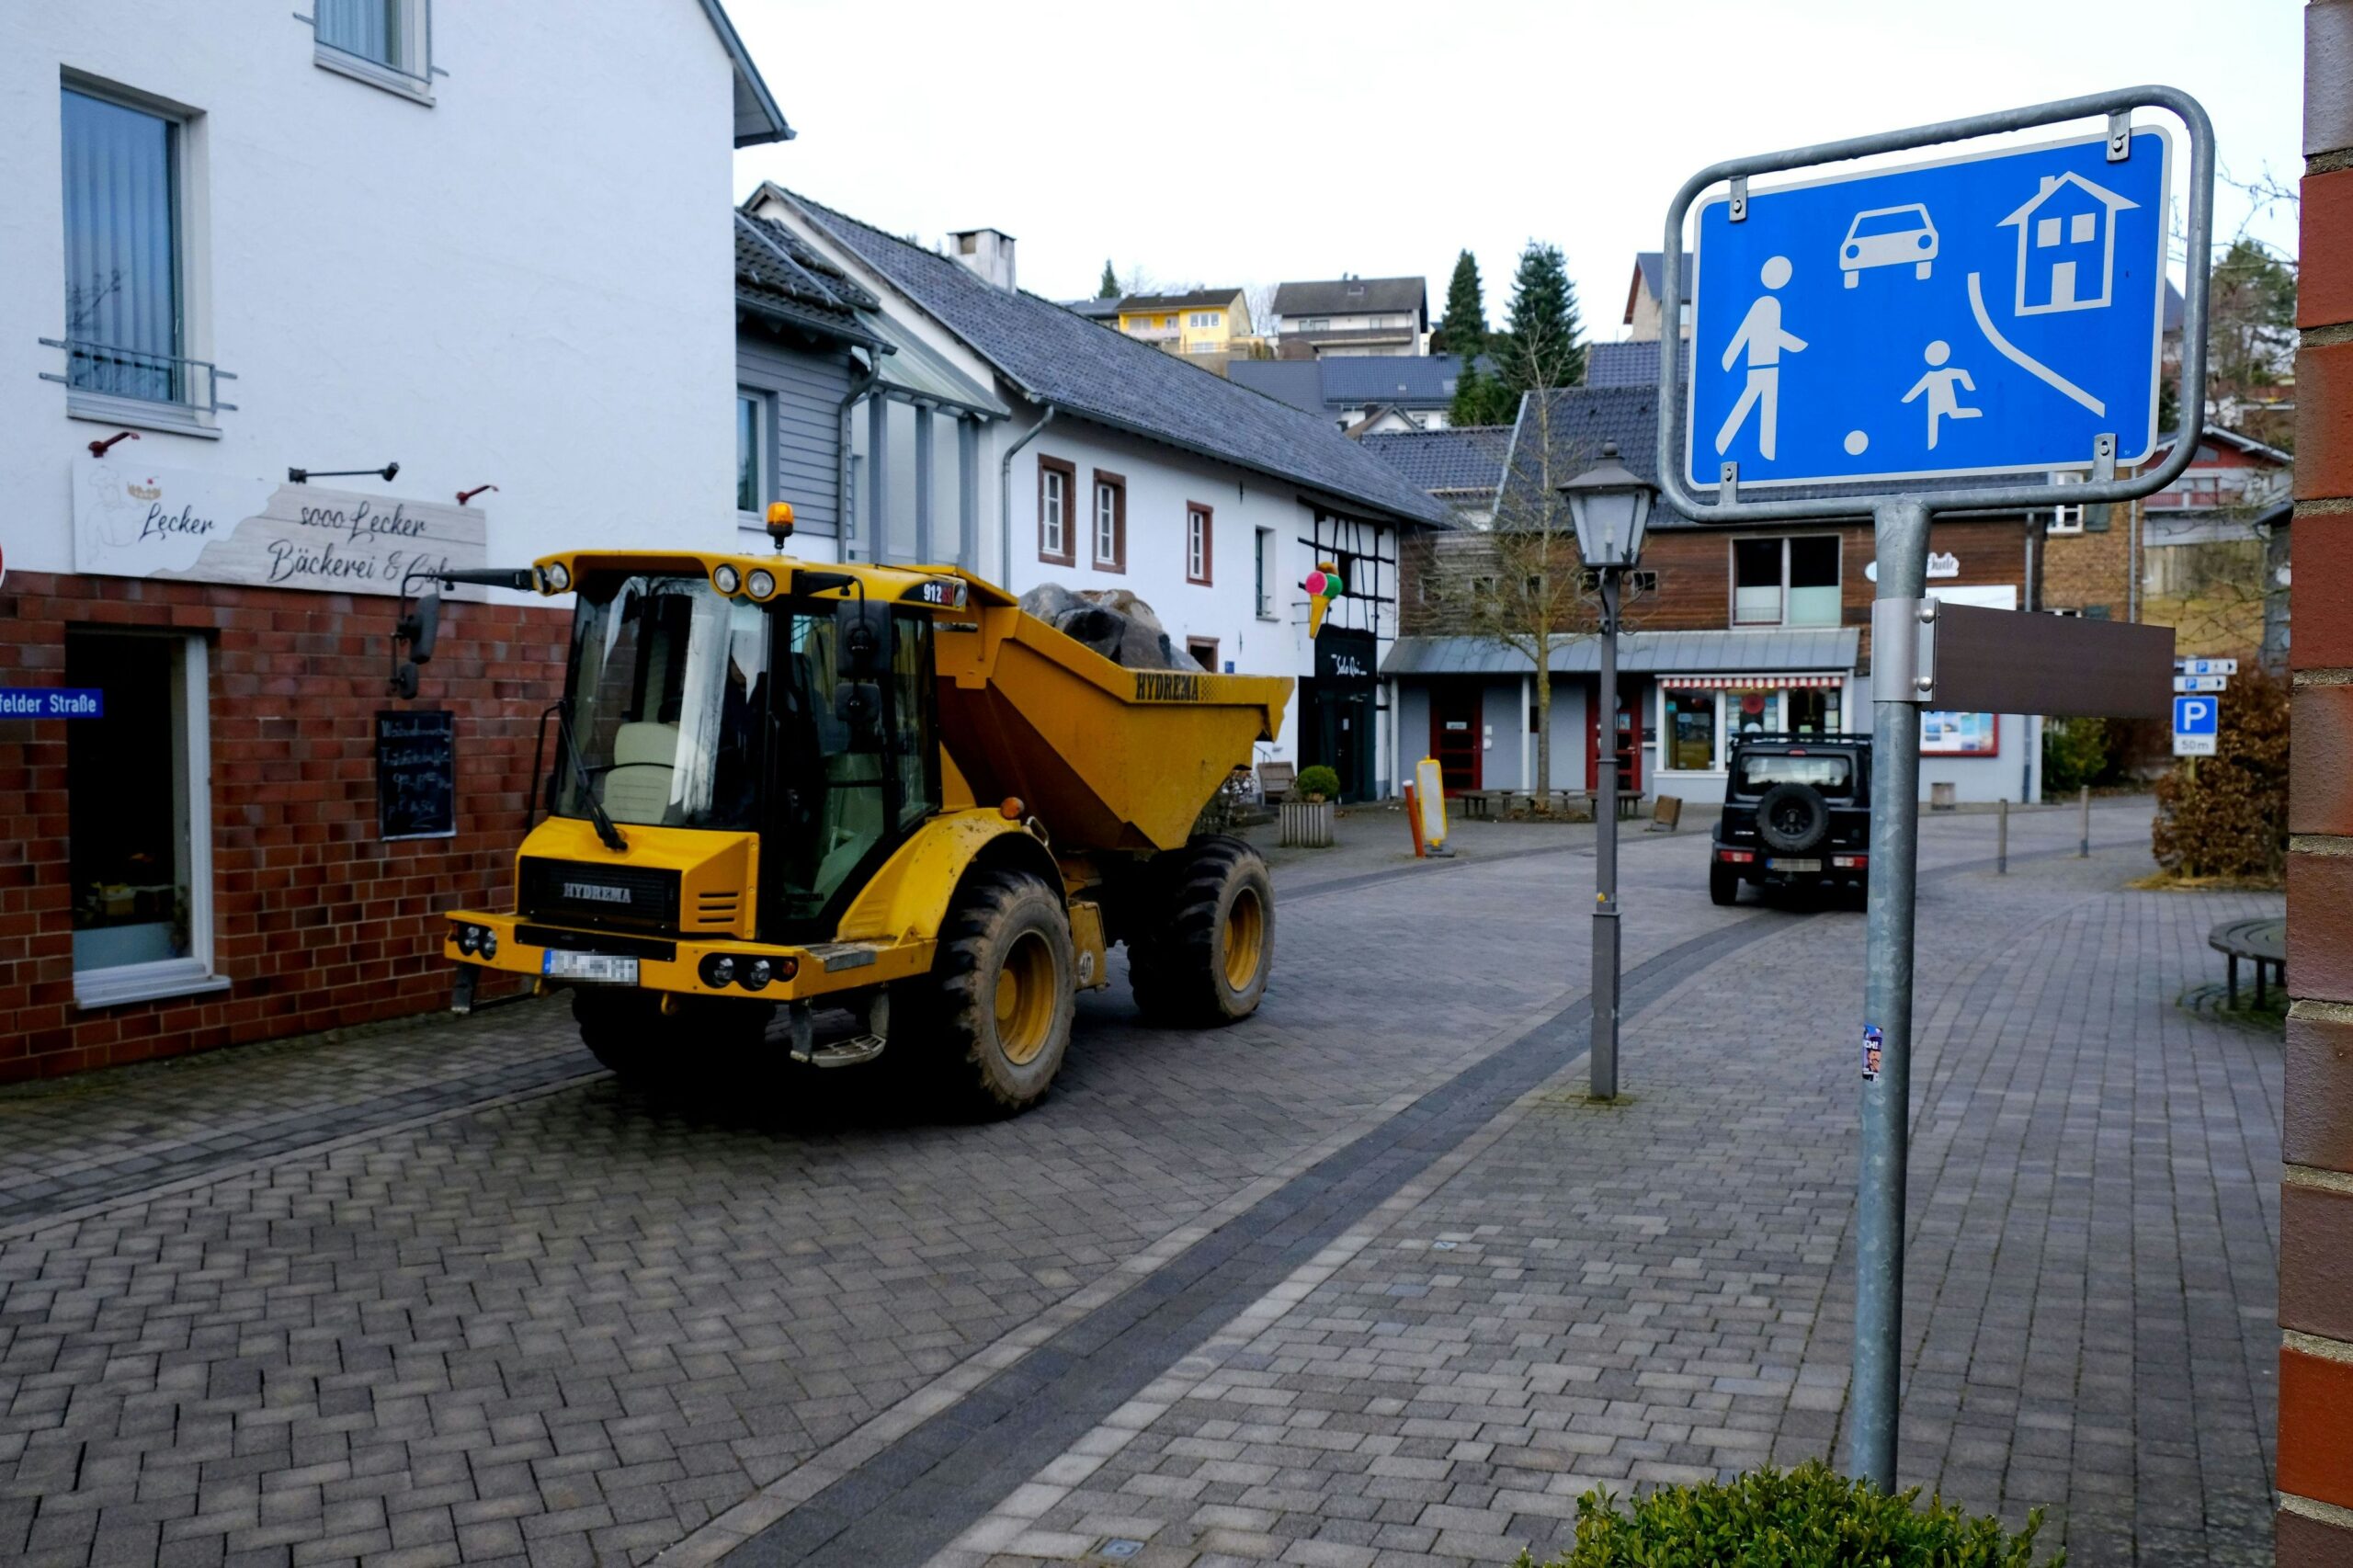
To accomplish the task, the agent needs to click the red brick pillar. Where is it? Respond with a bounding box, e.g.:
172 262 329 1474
2280 4 2353 1560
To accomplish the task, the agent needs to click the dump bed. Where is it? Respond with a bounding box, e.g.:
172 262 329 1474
937 602 1291 853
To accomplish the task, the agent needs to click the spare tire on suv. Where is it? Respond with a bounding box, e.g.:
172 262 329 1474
1754 780 1831 854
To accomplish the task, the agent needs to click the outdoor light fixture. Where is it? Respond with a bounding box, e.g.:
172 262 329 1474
86 430 138 459
713 563 742 595
1559 441 1654 570
456 483 499 506
1556 438 1659 1105
289 461 399 484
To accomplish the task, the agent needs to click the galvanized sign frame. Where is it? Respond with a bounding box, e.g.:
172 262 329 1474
1651 85 2214 1496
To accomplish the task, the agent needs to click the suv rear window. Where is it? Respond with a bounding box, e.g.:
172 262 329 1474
1736 754 1852 793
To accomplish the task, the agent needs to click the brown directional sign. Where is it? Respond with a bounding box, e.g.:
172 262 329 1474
1928 605 2174 718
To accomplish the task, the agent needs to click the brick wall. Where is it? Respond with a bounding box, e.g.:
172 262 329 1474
2279 5 2353 1558
0 572 567 1083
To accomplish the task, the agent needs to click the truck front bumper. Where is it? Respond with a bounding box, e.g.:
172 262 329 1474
441 910 934 1003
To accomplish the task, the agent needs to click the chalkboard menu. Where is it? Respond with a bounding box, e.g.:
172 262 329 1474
376 709 457 841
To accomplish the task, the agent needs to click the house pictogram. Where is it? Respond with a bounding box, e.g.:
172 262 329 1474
1997 171 2138 316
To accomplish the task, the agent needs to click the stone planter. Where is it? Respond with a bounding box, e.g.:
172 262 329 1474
1279 799 1336 848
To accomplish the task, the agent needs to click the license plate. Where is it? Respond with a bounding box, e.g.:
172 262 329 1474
541 950 639 984
1767 858 1823 872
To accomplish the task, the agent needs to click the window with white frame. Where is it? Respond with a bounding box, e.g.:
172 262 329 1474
67 631 222 1006
314 0 432 89
1187 504 1213 585
735 389 768 515
2046 471 2086 534
1092 472 1125 571
58 85 199 413
1732 535 1840 627
1255 528 1277 619
1039 457 1074 564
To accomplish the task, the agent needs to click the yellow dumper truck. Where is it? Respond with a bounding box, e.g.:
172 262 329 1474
425 525 1289 1114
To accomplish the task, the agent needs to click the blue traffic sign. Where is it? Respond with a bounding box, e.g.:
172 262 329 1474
1688 128 2172 490
2173 695 2218 735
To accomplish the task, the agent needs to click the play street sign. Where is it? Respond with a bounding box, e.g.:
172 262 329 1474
2173 693 2219 756
2174 675 2229 693
1688 128 2171 491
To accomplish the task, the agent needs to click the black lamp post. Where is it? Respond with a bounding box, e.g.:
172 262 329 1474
1560 440 1655 1101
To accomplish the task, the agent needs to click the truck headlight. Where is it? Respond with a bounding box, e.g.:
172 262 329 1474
459 926 481 954
479 930 498 958
746 569 777 599
743 958 772 990
713 563 741 595
700 953 735 987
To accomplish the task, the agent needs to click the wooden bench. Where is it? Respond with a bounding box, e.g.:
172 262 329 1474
2209 916 2287 1008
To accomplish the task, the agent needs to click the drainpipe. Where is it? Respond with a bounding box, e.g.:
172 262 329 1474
836 354 884 562
997 404 1057 588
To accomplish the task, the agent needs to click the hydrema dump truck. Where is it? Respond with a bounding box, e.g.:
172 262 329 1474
430 526 1289 1115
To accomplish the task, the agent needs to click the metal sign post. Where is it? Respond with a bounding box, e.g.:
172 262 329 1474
1658 85 2213 1492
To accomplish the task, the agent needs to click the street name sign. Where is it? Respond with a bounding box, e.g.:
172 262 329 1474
1688 129 2172 490
2174 675 2229 693
2173 693 2219 756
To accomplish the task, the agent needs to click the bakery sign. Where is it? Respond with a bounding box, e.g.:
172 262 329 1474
72 456 486 597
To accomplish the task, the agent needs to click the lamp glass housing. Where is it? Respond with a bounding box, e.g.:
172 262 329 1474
1559 450 1655 571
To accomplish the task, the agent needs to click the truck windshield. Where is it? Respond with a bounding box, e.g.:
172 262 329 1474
1736 754 1852 794
555 574 767 831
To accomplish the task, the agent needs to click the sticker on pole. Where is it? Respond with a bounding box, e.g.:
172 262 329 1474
1688 127 2172 490
1862 1024 1883 1081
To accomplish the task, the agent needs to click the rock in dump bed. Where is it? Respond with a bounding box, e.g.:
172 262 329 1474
1017 584 1191 671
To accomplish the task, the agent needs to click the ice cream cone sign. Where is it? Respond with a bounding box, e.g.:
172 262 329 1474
1302 560 1346 638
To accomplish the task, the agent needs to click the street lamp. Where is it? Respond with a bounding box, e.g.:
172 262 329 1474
1560 440 1655 1101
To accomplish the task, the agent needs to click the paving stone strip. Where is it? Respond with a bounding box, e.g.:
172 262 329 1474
710 908 1805 1568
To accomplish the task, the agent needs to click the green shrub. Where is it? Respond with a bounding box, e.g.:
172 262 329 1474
2040 718 2109 794
2152 665 2290 881
1524 1461 2061 1567
1294 765 1342 801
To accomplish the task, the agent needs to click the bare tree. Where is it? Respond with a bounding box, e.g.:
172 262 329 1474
1241 282 1279 351
1452 324 1605 809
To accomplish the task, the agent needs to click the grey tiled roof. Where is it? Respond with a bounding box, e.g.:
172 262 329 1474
735 212 878 330
779 191 1449 528
1360 426 1513 496
1628 252 1693 318
1384 626 1859 676
1063 297 1123 321
1273 277 1427 319
1584 338 1690 389
1226 361 1326 415
1230 356 1465 414
1121 289 1244 312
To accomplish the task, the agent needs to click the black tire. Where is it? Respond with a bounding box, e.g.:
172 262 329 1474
1709 860 1742 906
913 870 1076 1117
1754 782 1830 854
1128 836 1275 1026
572 988 772 1083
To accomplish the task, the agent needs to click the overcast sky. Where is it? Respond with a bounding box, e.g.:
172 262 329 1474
731 1 2302 337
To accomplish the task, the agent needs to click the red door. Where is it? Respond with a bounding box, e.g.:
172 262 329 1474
1430 688 1481 794
1586 682 1641 795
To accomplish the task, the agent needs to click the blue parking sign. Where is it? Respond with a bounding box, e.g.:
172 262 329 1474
2173 695 2217 735
1688 128 2172 490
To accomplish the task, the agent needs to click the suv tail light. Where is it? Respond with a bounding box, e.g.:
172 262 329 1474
1718 848 1756 864
1832 854 1869 869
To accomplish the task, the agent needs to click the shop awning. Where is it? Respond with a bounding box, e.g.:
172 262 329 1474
1659 673 1845 689
1382 626 1859 678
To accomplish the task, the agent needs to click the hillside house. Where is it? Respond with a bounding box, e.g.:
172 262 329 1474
1269 276 1428 359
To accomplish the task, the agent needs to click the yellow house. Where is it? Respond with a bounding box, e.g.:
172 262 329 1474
1115 289 1252 358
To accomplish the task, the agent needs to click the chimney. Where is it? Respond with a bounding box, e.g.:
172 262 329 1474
949 227 1017 290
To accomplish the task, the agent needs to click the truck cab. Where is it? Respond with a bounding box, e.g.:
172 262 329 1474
1710 733 1873 905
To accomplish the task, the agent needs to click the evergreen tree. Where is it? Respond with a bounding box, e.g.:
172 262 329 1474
1449 359 1518 427
1494 241 1586 397
1097 259 1120 299
1435 249 1487 358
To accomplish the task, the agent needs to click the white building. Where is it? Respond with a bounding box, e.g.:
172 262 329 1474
0 1 786 1077
743 186 1450 802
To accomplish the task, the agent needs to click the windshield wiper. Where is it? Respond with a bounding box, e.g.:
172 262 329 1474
555 699 628 852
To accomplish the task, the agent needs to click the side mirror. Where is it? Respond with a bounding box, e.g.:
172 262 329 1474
834 680 883 749
835 598 892 678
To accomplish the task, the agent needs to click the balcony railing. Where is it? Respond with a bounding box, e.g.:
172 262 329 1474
40 337 238 415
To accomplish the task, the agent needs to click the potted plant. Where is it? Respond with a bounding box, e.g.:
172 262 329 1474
1281 766 1341 847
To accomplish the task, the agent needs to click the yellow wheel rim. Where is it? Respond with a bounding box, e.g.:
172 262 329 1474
994 929 1056 1066
1221 886 1267 994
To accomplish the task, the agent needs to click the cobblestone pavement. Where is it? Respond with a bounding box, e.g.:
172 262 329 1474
0 802 2278 1567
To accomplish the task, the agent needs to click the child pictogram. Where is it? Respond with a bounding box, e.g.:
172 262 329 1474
1900 341 1982 449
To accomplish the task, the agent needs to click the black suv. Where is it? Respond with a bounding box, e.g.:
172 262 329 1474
1711 733 1872 905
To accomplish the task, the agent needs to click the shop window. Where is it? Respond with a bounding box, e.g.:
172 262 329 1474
1730 688 1776 742
1665 688 1717 771
1787 686 1842 737
67 631 219 1006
